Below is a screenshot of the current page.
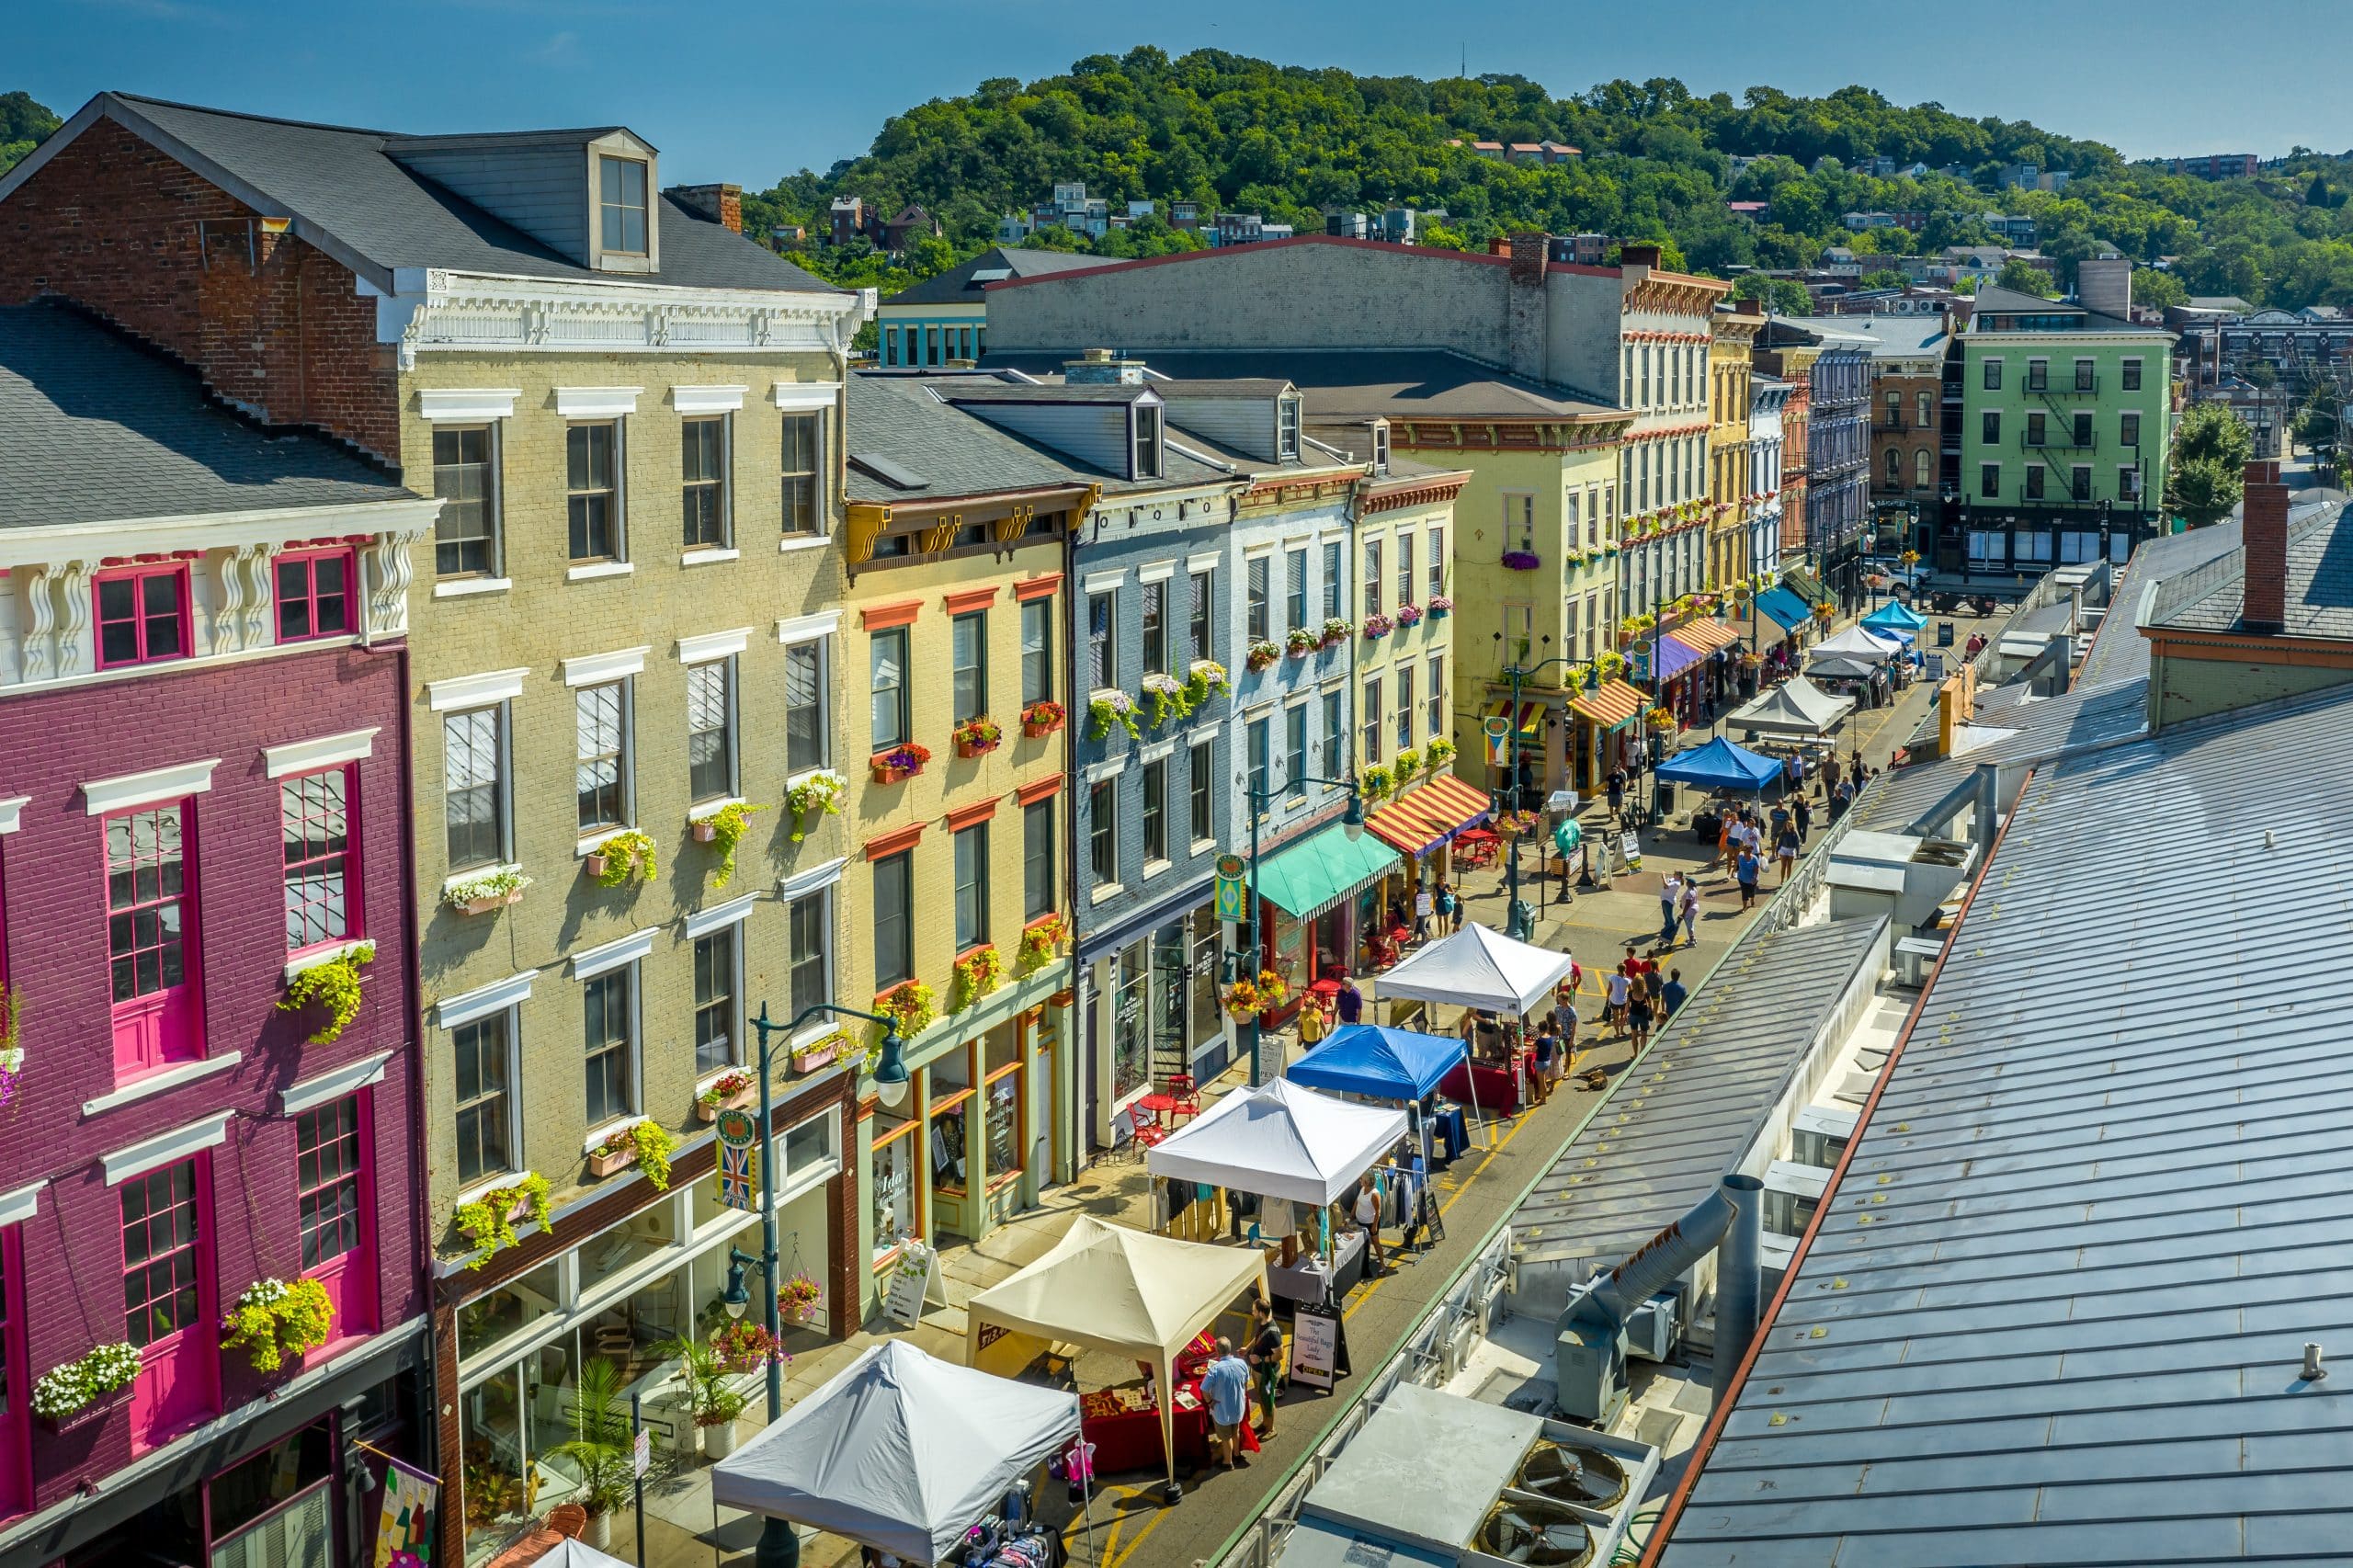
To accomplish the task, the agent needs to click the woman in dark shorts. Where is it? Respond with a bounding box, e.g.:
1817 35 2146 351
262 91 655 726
1626 971 1654 1051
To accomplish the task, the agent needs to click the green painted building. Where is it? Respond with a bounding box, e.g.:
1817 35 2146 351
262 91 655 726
1952 268 2175 578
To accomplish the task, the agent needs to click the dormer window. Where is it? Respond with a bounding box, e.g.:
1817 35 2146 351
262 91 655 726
1134 404 1164 480
599 155 650 256
1372 423 1391 474
1278 395 1302 460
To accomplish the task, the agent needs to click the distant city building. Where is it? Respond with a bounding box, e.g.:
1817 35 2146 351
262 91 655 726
1996 163 2072 192
2167 153 2262 180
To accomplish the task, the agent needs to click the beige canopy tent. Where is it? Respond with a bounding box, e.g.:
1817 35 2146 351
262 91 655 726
964 1215 1268 1491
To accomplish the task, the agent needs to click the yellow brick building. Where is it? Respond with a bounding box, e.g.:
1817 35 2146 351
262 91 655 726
1709 307 1760 588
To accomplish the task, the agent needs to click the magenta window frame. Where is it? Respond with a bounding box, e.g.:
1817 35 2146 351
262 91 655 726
94 563 191 669
294 1091 377 1349
121 1155 218 1453
272 547 358 645
281 765 361 957
106 800 204 1077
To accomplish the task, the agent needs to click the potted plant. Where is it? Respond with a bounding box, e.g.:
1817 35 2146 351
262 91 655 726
1426 595 1454 619
1184 660 1230 705
1646 705 1677 731
551 1358 634 1546
586 830 657 888
278 941 375 1047
1245 640 1283 672
1221 978 1263 1020
1501 550 1540 571
1284 627 1318 657
1318 618 1352 648
1086 692 1142 741
1020 699 1065 737
31 1342 140 1430
590 1119 677 1189
1393 603 1424 629
697 801 767 889
952 717 1004 758
1360 612 1394 641
454 1173 552 1269
870 742 932 784
785 769 846 841
791 1031 847 1074
1358 762 1395 800
1018 913 1070 972
952 944 1004 1006
1252 967 1290 1009
444 869 529 916
875 980 937 1042
696 1069 756 1121
1392 746 1421 782
1426 737 1457 772
220 1278 335 1372
1142 673 1192 729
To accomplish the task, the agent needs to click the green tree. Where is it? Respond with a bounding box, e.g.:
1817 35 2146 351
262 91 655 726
2131 267 2188 310
1733 272 1813 315
2167 403 2256 528
1995 258 2057 297
1858 268 1908 290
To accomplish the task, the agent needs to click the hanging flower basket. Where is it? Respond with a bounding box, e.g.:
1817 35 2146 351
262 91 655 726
1426 595 1454 619
696 1069 757 1121
952 718 1004 758
871 743 932 783
1495 809 1542 838
1020 699 1065 737
1500 551 1540 572
1245 641 1283 672
778 1273 824 1326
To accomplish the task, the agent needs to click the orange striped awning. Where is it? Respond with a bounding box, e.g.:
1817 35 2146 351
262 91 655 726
1569 677 1648 731
1668 618 1743 654
1364 773 1495 858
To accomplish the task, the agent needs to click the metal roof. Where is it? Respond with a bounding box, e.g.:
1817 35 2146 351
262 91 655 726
983 347 1621 423
2151 501 2353 641
1510 916 1889 1276
844 374 1230 502
1855 679 2150 836
1660 678 2353 1567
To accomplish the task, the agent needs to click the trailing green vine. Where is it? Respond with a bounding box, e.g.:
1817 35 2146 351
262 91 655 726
702 802 767 889
455 1172 552 1269
220 1278 335 1372
594 1119 677 1190
278 942 375 1047
591 830 658 888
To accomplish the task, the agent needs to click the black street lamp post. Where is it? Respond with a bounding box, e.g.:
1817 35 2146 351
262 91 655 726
1496 653 1576 940
1231 776 1363 1085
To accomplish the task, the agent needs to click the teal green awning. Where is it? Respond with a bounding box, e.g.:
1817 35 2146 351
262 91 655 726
1256 821 1403 922
1781 566 1828 605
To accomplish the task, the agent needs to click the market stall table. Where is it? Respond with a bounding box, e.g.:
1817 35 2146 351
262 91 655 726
1439 1057 1523 1117
1079 1382 1213 1477
1265 1228 1367 1311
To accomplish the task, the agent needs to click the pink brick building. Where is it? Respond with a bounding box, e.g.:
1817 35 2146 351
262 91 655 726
0 301 439 1564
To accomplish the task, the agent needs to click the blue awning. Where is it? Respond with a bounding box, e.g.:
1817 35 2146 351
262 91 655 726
1755 586 1813 631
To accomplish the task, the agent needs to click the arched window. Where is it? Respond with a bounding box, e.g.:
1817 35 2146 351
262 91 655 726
1915 448 1933 490
1884 448 1902 484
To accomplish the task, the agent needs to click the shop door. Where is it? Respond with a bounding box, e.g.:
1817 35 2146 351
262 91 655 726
123 1159 216 1450
296 1094 378 1344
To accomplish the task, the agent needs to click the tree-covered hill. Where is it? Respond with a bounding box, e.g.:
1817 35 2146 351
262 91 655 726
747 47 2353 313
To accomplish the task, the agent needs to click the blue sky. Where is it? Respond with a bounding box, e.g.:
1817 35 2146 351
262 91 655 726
16 0 2352 184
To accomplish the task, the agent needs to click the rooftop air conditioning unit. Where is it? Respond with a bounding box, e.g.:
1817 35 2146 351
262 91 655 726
1513 1441 1631 1511
1477 1499 1595 1567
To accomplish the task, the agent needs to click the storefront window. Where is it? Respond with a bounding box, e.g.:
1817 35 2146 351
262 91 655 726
985 1070 1022 1189
460 1369 529 1557
575 1199 679 1303
872 1118 917 1264
1152 921 1188 1081
209 1422 334 1547
929 1098 971 1193
1111 943 1149 1101
458 1261 561 1365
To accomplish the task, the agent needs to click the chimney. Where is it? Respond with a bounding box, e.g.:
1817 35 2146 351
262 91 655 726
1620 242 1663 269
2242 459 2289 634
1506 232 1549 381
1063 348 1146 386
1489 235 1513 257
1734 296 1763 317
667 183 745 233
2077 254 2131 319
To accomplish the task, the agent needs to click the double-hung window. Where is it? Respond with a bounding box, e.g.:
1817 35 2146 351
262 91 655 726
1024 801 1054 918
1189 740 1213 843
782 633 827 775
295 1095 371 1338
1323 689 1344 774
598 155 650 254
1133 404 1163 478
951 611 988 722
1286 548 1308 631
2120 412 2141 447
566 422 622 562
681 415 729 549
282 767 355 953
452 1011 513 1184
1087 593 1116 689
2120 358 2143 392
583 968 635 1125
97 565 188 669
872 851 915 987
1396 533 1415 608
786 889 830 1016
1983 358 2002 391
1395 665 1415 752
687 659 734 803
275 549 357 643
1426 653 1446 736
1322 542 1342 619
781 414 824 536
1142 762 1168 863
1361 677 1383 764
1362 539 1383 618
574 681 629 832
870 630 909 750
694 929 738 1073
1427 528 1447 595
122 1160 211 1446
1141 583 1167 677
108 802 200 1075
1188 571 1212 663
1247 718 1270 816
432 425 499 577
1246 556 1270 642
443 705 505 871
954 824 990 949
1089 780 1118 886
1020 599 1053 704
1285 705 1307 801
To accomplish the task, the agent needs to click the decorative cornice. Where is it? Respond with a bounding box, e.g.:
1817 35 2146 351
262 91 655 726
379 269 872 369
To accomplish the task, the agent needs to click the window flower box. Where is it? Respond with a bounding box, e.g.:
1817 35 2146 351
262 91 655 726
791 1035 847 1074
696 1070 757 1120
1425 737 1457 771
1285 628 1319 657
1426 596 1454 619
1318 618 1353 648
1087 692 1142 742
1360 763 1395 800
586 830 657 888
786 770 846 840
220 1278 334 1372
445 869 529 916
455 1173 552 1268
589 1119 677 1189
1393 603 1424 629
1020 699 1065 737
1360 613 1394 641
1500 551 1540 572
278 940 376 1047
1184 661 1230 703
33 1343 139 1429
1141 673 1193 729
875 980 937 1041
952 944 1005 1006
1245 641 1283 672
871 743 932 783
952 717 1004 758
1018 912 1071 972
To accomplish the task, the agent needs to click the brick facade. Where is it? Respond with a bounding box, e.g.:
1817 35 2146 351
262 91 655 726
0 116 398 460
0 638 419 1518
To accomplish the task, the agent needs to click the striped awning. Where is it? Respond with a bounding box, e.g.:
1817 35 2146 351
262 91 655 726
1669 618 1743 654
1481 698 1546 740
1569 677 1648 731
1363 774 1495 858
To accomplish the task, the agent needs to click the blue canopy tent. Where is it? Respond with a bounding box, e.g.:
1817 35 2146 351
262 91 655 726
1655 735 1784 792
1289 1024 1477 1164
1860 603 1924 642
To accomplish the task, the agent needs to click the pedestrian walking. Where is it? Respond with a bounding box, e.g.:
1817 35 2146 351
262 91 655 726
1604 969 1631 1033
1298 994 1329 1051
1354 1174 1386 1274
1657 871 1682 947
1246 1298 1285 1438
1791 750 1807 792
1776 822 1800 883
1607 764 1628 821
1529 1028 1555 1106
1678 876 1700 948
1716 810 1735 873
1736 845 1760 910
1793 793 1813 844
1336 975 1363 1026
1660 969 1688 1019
1627 971 1654 1051
1822 753 1841 798
1436 880 1459 934
1414 884 1434 943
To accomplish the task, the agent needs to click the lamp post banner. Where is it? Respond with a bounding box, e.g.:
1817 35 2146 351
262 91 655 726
715 1108 757 1211
1215 854 1250 922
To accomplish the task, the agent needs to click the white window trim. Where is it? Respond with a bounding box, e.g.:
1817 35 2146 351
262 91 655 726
1137 737 1177 764
777 854 848 901
419 388 520 422
102 1109 234 1187
563 647 651 688
1084 756 1125 786
681 547 740 568
678 627 752 665
672 384 748 415
771 381 843 413
436 969 538 1030
571 926 659 981
685 892 760 940
554 386 644 418
1083 569 1128 595
428 668 529 712
264 727 379 779
279 1050 392 1117
285 938 374 983
81 757 220 816
777 609 843 644
81 1051 244 1119
0 1180 42 1229
0 796 28 835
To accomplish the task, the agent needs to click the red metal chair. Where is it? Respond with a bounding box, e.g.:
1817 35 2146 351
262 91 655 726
1130 1104 1169 1149
1166 1074 1200 1120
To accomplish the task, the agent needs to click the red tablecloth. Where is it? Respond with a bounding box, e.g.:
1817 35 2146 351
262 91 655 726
1439 1059 1523 1116
1079 1381 1213 1475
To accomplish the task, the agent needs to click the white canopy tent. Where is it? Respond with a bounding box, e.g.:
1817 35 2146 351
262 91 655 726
1373 921 1578 1017
1725 675 1858 739
711 1340 1080 1565
1146 1078 1407 1207
964 1216 1267 1489
1810 624 1905 664
531 1542 640 1568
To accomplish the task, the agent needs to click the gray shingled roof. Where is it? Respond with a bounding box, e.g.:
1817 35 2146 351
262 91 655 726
0 303 417 528
2150 502 2353 640
1511 915 1889 1277
984 347 1621 422
40 94 835 297
883 247 1120 308
1662 678 2353 1567
846 373 1231 502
